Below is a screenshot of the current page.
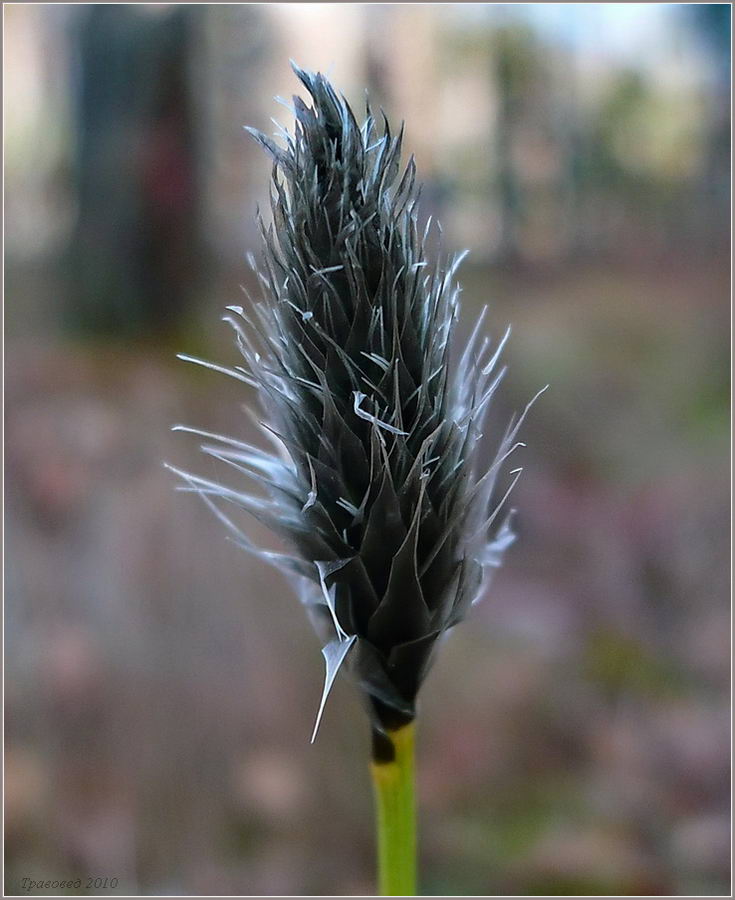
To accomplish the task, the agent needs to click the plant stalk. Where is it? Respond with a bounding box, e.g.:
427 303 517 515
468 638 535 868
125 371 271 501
370 722 417 896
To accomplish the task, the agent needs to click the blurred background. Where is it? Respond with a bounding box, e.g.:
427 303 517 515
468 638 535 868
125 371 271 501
4 3 730 896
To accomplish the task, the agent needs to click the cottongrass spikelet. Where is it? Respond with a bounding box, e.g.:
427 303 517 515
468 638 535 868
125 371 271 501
169 63 545 894
170 62 544 744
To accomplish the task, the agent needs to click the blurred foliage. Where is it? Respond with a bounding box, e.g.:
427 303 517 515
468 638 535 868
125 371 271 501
584 629 684 699
4 3 730 896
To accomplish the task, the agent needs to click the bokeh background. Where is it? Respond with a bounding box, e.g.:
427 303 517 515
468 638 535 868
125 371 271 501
4 3 731 896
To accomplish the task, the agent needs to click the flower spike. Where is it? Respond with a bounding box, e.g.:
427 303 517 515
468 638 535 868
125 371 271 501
171 63 543 750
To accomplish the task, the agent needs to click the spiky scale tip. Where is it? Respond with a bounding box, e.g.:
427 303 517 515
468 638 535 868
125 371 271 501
171 63 544 749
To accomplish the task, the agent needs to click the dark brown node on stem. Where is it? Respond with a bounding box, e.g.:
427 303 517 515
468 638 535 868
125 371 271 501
370 698 415 763
371 728 397 764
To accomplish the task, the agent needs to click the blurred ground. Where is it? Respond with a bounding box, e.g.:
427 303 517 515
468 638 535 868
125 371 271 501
6 254 729 896
4 3 731 897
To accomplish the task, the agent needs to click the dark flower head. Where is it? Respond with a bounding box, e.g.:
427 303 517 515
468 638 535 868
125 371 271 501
169 63 544 751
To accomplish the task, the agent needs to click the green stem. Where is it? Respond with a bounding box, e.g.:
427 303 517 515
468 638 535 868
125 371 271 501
370 723 417 896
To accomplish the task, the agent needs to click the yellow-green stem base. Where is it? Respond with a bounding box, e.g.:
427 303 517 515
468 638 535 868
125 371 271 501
370 723 417 896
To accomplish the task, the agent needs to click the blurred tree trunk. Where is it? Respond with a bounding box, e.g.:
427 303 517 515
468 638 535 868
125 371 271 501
492 26 535 265
66 6 200 338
